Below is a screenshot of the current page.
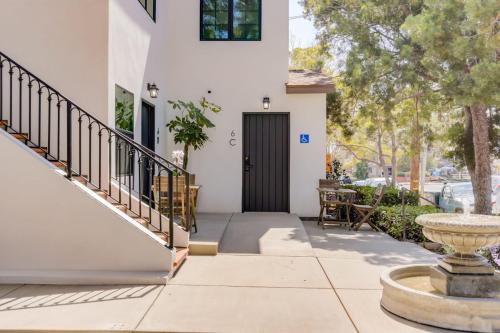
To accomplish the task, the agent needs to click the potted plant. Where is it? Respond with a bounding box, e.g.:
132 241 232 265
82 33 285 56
166 97 221 181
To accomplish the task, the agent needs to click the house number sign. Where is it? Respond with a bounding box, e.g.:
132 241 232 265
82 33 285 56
229 130 237 147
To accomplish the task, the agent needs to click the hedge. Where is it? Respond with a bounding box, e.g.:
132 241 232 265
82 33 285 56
344 185 419 206
370 205 441 242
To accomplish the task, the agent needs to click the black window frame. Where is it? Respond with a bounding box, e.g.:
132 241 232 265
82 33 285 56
200 0 262 41
138 0 156 22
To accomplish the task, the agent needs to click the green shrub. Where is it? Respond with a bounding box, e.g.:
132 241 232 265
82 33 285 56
371 205 441 242
344 185 419 206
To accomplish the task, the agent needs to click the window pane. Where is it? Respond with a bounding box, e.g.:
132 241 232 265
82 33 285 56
216 11 228 24
203 12 216 25
203 0 215 11
233 0 260 40
216 0 229 11
216 24 229 39
203 25 216 39
245 11 258 24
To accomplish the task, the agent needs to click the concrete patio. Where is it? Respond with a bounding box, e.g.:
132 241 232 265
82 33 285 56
0 213 458 332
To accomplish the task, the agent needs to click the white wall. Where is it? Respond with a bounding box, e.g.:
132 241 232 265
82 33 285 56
0 0 108 122
164 0 326 216
0 130 173 285
108 0 169 155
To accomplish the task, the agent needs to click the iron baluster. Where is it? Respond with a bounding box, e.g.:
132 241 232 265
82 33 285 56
108 136 112 195
128 147 134 210
168 171 174 249
66 102 72 180
47 95 51 155
0 61 3 121
8 68 12 128
18 74 22 134
88 123 92 182
37 88 41 146
28 81 32 140
56 101 61 160
98 131 102 189
78 117 82 175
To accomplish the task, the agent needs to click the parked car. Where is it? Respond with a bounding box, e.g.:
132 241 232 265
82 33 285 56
353 179 367 186
365 177 387 187
439 183 474 213
492 175 500 195
439 182 498 214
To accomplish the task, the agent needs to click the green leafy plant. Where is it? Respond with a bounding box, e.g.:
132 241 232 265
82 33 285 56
166 98 221 169
115 100 134 132
371 205 441 242
344 185 419 206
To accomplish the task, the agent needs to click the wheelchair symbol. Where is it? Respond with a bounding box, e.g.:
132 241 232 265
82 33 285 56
300 134 310 144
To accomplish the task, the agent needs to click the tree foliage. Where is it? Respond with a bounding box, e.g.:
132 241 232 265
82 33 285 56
167 98 221 169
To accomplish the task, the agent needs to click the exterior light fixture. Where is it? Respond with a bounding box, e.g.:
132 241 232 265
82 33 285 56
147 83 159 98
263 97 270 110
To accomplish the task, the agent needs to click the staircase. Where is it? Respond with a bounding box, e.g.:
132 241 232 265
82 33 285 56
0 51 191 276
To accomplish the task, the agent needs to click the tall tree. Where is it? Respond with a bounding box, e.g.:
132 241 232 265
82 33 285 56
403 0 500 214
302 0 434 188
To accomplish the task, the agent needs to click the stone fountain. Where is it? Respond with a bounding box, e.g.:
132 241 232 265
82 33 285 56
380 213 500 333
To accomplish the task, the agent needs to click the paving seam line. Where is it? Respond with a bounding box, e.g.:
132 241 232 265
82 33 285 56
134 285 166 331
166 284 332 290
316 257 361 333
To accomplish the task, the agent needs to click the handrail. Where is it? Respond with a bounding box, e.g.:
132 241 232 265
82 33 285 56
0 51 186 174
0 50 193 249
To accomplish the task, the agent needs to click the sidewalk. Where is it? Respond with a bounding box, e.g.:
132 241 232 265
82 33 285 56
0 213 456 332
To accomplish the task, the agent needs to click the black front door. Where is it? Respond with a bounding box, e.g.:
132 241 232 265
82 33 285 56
243 113 290 212
141 101 155 199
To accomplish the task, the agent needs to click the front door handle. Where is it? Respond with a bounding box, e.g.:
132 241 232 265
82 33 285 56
244 156 253 171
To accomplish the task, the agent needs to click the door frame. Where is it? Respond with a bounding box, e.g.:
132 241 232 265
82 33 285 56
241 112 291 213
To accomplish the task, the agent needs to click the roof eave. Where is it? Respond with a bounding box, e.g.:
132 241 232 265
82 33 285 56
285 84 335 94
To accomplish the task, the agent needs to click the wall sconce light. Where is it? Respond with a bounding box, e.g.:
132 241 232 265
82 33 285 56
263 97 270 110
147 83 159 99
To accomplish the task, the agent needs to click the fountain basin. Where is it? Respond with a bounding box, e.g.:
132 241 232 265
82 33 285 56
381 265 500 333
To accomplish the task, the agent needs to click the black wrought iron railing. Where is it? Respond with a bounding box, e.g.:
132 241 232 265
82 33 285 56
0 51 191 249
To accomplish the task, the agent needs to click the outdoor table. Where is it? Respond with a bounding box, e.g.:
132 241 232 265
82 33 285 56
317 187 357 229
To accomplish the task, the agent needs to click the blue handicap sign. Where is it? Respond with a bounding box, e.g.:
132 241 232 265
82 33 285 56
300 134 310 144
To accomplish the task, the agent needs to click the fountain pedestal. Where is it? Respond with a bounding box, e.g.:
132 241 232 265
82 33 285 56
380 213 500 333
430 265 500 298
419 213 500 298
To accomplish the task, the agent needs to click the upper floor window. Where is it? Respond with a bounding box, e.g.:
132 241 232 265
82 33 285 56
201 0 261 41
138 0 156 22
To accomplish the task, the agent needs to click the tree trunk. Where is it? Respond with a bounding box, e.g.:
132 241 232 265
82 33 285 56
390 130 398 186
183 144 189 170
470 104 492 214
410 97 420 192
377 129 390 186
463 106 477 192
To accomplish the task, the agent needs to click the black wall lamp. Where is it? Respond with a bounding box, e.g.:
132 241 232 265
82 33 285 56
263 97 270 110
147 83 159 98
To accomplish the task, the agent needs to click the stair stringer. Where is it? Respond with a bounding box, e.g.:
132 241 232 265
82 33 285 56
0 130 174 285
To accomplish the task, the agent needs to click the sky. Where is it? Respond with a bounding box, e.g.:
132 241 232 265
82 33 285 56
289 0 317 49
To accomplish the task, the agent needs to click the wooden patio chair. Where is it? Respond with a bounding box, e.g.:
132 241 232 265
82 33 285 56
317 179 346 227
351 184 385 231
152 175 198 232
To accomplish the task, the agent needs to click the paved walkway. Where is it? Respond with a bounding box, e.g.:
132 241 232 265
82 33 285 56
0 213 456 332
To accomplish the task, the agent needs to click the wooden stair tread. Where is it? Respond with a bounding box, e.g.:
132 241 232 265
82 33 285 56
12 133 28 140
173 248 189 268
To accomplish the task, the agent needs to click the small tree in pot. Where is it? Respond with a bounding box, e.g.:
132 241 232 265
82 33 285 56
166 98 221 169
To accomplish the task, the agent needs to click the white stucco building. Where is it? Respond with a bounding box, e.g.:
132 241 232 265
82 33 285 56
0 0 332 284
